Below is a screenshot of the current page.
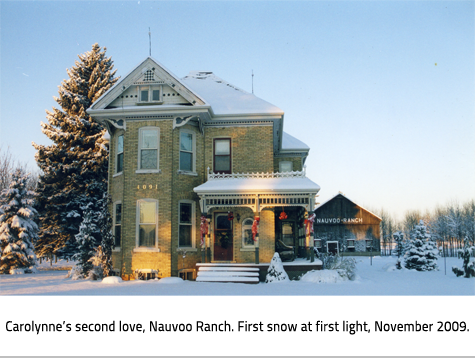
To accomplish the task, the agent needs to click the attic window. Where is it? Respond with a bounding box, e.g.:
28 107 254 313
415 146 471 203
144 70 155 81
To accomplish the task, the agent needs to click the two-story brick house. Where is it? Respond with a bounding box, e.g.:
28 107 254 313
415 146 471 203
88 57 320 279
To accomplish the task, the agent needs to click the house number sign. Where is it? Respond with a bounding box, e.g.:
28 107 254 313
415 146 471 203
137 184 158 190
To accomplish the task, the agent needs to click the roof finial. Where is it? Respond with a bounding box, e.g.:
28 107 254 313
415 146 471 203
252 69 254 94
149 27 151 57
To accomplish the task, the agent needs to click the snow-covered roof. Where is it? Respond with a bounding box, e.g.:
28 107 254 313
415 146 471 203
181 71 283 116
314 192 382 220
282 132 309 151
194 173 320 194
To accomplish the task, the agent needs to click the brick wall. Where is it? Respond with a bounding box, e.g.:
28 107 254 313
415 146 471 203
108 121 280 277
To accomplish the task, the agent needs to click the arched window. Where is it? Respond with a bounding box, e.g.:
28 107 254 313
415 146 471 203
242 218 254 249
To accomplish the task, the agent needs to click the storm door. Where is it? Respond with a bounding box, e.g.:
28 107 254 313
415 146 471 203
214 213 233 261
280 221 296 248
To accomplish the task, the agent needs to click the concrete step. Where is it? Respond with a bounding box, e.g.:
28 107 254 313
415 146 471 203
196 265 260 284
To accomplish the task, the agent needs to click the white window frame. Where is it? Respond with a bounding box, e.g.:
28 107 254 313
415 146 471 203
114 134 124 176
178 130 197 175
347 239 355 249
113 201 122 250
241 218 255 250
178 200 196 250
366 239 373 250
279 161 293 172
137 127 160 173
213 137 232 174
135 199 159 251
138 85 162 103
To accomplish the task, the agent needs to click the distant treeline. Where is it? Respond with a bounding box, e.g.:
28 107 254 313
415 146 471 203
378 200 475 256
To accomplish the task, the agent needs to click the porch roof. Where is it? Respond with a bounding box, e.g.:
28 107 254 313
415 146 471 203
193 170 320 195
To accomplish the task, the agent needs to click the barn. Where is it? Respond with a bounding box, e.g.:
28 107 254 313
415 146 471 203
313 193 381 255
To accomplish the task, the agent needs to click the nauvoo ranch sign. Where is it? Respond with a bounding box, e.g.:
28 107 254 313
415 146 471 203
315 218 364 224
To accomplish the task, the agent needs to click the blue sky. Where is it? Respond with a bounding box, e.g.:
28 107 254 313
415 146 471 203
1 1 473 219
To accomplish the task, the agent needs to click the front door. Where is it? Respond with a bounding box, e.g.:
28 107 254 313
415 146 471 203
214 213 233 261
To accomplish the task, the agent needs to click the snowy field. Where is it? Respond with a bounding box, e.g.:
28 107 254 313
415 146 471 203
1 256 473 295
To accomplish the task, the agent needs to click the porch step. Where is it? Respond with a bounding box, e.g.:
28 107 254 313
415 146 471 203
196 265 259 284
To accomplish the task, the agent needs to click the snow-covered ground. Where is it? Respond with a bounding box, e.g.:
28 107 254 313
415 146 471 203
0 256 473 295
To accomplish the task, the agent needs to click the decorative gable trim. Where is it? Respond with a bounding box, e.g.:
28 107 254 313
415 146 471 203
90 57 206 111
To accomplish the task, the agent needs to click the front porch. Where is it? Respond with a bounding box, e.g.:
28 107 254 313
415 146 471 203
193 169 321 265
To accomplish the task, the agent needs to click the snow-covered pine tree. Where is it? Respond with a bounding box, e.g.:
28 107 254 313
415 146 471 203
452 238 475 278
73 204 97 278
404 220 439 271
265 252 289 282
97 192 113 277
33 44 118 259
0 169 38 274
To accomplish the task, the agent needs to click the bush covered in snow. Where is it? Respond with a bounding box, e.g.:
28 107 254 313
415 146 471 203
318 252 357 281
300 269 349 283
404 220 438 271
266 252 289 283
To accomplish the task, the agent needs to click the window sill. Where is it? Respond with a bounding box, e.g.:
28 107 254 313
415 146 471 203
133 247 161 253
136 169 161 174
177 170 198 176
240 247 256 252
177 247 197 252
112 172 123 178
112 248 121 252
136 101 163 105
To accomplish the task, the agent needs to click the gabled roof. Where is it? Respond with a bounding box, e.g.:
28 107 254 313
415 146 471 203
181 71 283 117
90 57 206 111
89 57 283 119
314 192 382 220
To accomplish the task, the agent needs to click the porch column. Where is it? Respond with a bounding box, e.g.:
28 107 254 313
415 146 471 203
206 214 211 262
253 213 260 264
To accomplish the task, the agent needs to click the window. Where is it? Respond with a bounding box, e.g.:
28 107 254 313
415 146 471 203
242 218 254 248
314 239 322 248
279 161 293 172
179 131 195 172
347 239 355 249
114 202 122 248
116 135 124 174
366 239 373 250
214 138 231 173
137 199 158 248
178 201 195 248
139 85 161 103
138 127 159 171
140 87 149 102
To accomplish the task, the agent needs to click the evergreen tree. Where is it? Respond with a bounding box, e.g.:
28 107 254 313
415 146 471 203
266 253 289 282
97 192 113 277
0 169 38 274
404 220 438 271
74 204 97 278
452 238 475 278
33 44 118 259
